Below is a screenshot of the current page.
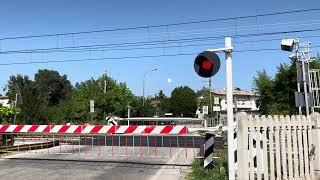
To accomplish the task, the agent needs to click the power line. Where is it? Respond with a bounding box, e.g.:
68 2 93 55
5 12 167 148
0 8 320 41
1 45 319 66
1 28 320 55
75 19 320 41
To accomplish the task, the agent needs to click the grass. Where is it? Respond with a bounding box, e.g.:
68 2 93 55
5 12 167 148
186 149 228 180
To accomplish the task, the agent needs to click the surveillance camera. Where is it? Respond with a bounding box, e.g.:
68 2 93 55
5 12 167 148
288 53 297 60
281 39 297 52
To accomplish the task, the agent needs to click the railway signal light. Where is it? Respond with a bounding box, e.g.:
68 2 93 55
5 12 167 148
194 51 220 78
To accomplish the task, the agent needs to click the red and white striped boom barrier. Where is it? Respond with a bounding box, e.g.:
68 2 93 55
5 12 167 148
0 125 187 134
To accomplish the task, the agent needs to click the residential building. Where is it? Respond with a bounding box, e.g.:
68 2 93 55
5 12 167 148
197 88 260 118
0 96 10 107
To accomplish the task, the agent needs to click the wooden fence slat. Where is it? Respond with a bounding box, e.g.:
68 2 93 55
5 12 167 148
291 115 299 178
255 116 262 180
307 115 314 180
286 115 293 179
311 113 320 179
297 115 305 178
261 116 269 180
248 116 255 180
280 115 288 179
236 112 249 180
268 115 275 180
302 116 310 179
274 116 282 180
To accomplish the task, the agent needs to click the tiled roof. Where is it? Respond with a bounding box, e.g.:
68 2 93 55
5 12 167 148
0 96 9 100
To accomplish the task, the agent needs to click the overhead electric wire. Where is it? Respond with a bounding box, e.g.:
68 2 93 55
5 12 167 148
0 8 320 41
75 19 320 41
1 45 319 66
1 27 320 55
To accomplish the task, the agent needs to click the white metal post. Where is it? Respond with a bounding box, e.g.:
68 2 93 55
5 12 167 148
302 60 310 115
127 106 130 125
225 37 235 180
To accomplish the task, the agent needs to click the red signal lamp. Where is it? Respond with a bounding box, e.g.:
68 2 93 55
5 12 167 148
194 51 220 78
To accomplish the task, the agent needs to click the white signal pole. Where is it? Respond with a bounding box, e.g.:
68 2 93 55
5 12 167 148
207 37 234 180
225 37 235 180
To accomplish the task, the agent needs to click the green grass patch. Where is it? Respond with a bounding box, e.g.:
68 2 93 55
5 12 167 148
186 149 228 180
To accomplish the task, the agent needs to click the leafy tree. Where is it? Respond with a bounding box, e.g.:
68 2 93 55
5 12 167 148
62 76 135 124
4 70 72 124
253 70 276 114
273 63 297 114
130 96 156 117
3 74 40 124
197 87 218 117
152 90 171 116
34 69 72 106
0 106 21 124
170 86 197 117
253 54 320 115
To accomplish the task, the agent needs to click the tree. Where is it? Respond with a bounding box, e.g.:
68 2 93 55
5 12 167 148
34 69 72 106
63 76 135 124
253 70 276 114
170 86 197 117
3 74 39 124
152 90 171 116
253 54 320 115
4 70 72 124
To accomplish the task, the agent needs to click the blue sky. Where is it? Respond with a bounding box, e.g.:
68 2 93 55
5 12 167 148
0 0 320 97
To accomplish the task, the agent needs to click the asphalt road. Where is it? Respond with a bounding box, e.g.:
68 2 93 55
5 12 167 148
0 135 202 180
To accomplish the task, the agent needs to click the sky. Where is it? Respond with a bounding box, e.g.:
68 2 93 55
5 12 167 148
0 0 320 97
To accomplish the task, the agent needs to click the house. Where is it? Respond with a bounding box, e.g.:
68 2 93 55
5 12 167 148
197 88 260 118
0 96 10 107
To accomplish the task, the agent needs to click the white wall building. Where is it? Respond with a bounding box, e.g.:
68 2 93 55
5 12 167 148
0 96 10 107
197 89 260 116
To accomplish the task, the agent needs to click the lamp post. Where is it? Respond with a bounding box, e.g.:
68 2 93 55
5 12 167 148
143 68 158 106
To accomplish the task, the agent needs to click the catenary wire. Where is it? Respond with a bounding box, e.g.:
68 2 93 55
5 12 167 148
1 28 320 55
0 45 319 66
0 8 320 41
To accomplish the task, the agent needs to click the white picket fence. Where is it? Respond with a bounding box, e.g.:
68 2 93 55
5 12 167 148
236 112 320 180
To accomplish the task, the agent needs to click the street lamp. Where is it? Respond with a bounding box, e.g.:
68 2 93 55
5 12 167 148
143 68 158 106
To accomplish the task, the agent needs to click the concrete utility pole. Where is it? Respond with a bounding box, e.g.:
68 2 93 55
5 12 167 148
104 68 107 94
127 105 130 125
209 78 212 117
104 68 107 119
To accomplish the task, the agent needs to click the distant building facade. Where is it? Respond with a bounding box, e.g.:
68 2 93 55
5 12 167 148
0 96 10 107
197 89 260 118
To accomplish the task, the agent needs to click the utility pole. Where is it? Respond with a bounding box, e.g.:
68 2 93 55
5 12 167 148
14 93 18 124
143 68 158 106
127 105 130 125
209 77 212 117
104 68 107 119
104 68 107 94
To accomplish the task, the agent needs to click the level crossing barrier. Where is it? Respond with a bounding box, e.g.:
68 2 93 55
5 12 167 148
0 125 207 166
